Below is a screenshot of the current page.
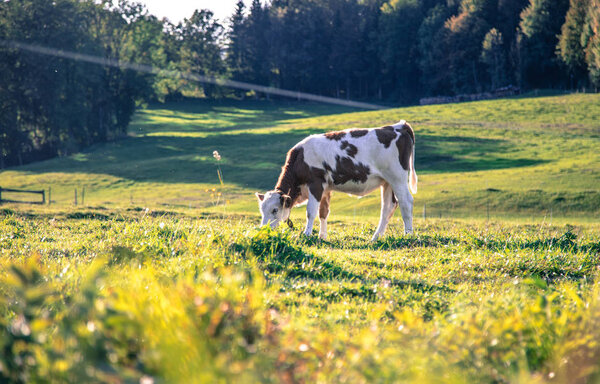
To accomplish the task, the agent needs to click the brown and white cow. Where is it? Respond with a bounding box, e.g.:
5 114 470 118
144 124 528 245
256 120 417 241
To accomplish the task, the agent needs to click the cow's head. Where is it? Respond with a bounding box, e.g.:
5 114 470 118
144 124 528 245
255 190 292 228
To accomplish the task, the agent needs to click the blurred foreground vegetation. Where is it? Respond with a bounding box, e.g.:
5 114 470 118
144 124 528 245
0 210 599 383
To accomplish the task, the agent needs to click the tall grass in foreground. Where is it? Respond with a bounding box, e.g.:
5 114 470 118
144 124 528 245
0 211 599 383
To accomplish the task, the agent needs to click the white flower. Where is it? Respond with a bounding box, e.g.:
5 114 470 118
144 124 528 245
213 150 221 161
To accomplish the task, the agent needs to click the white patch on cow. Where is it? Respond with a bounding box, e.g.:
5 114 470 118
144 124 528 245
256 191 291 228
393 120 406 129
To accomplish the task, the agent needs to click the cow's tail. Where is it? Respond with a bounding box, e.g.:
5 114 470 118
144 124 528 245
402 122 417 194
409 142 418 194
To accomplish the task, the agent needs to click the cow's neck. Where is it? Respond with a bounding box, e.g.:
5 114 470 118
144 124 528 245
274 168 301 206
274 147 304 206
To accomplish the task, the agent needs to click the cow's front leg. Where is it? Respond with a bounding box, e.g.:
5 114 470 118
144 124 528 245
372 182 397 241
318 191 331 240
304 193 319 236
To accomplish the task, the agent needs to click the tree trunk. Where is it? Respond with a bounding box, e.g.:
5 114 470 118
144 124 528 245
346 78 350 100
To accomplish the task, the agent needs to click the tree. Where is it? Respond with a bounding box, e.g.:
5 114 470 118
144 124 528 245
581 0 600 87
418 3 454 95
481 28 508 89
519 0 570 88
378 0 426 101
178 9 226 98
558 0 591 88
239 0 274 93
226 0 249 87
444 0 495 94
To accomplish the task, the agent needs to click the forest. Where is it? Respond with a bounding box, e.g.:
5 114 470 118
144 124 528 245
1 0 599 167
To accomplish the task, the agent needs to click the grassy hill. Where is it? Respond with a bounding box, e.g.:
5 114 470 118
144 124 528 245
1 93 598 221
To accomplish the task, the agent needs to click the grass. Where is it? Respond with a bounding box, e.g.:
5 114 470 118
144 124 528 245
0 93 598 219
0 211 599 382
0 94 599 382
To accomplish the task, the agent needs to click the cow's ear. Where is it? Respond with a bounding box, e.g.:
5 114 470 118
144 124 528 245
281 194 292 208
255 192 265 202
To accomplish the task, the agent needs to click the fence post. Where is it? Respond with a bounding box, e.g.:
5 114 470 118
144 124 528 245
0 187 2 204
42 190 45 205
74 188 77 206
48 187 52 205
423 203 426 220
82 187 85 206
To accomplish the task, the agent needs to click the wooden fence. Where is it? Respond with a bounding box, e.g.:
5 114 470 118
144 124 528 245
0 187 45 205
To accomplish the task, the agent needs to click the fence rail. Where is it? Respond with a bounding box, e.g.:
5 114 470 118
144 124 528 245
0 187 45 205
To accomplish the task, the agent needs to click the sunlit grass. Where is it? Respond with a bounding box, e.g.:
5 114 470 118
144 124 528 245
0 94 598 218
0 211 599 382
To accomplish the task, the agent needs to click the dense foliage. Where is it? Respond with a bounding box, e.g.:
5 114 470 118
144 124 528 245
1 0 600 167
0 0 167 168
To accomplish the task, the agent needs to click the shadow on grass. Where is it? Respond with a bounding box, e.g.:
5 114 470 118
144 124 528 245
324 231 600 256
135 99 359 134
18 130 546 190
416 134 547 172
226 228 456 303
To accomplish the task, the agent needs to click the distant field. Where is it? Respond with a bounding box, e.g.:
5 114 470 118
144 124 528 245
0 93 598 221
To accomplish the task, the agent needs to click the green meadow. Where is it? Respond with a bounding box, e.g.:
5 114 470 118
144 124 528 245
1 93 599 219
0 94 599 382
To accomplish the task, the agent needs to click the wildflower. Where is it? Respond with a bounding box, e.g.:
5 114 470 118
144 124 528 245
298 343 309 352
159 222 165 229
213 150 221 161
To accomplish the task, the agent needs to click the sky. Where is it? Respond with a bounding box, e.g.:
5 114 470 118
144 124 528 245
140 0 250 24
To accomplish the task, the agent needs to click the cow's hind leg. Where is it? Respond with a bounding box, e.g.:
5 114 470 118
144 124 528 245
318 191 331 240
392 182 414 234
371 182 398 241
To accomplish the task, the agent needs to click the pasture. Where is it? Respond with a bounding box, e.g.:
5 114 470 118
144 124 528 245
1 93 599 382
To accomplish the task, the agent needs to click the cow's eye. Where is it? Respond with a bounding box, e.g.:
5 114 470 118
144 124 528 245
272 208 278 214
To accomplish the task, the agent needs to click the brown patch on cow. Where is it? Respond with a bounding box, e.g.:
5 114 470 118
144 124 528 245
324 131 346 141
395 131 413 170
274 146 327 204
396 122 415 143
279 194 292 208
340 140 358 157
308 167 325 201
375 126 397 148
349 129 369 138
319 191 331 220
331 156 370 185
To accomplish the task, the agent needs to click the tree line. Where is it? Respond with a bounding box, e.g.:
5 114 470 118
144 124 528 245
1 0 599 167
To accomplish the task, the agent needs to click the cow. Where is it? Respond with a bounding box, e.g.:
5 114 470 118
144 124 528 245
255 120 417 241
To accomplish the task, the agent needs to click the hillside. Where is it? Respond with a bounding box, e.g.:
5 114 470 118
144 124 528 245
1 94 598 220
